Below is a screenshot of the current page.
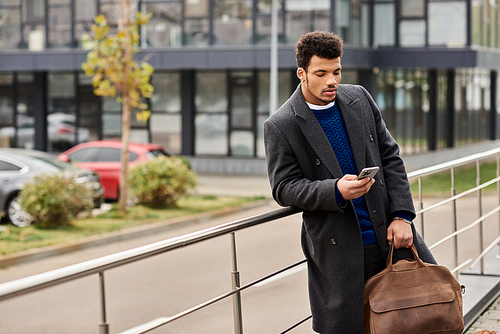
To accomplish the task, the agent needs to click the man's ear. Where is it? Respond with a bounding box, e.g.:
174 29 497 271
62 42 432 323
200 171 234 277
297 67 305 82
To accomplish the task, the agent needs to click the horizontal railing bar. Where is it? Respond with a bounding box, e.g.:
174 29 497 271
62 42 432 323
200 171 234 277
469 235 500 269
279 315 313 334
415 176 500 216
407 147 500 179
451 259 472 275
118 259 308 334
0 206 302 302
429 206 500 250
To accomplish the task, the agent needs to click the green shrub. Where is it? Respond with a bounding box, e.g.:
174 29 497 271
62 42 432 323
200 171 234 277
18 173 94 228
129 155 198 208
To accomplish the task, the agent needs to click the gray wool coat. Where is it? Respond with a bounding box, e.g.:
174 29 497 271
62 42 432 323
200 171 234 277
263 84 436 334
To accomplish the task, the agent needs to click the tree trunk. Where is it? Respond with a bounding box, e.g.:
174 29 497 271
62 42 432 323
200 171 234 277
118 0 132 213
118 94 131 213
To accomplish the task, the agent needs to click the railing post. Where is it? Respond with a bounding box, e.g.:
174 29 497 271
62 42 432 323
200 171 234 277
451 167 459 277
230 232 243 334
477 160 484 274
99 271 109 334
498 154 500 259
418 177 424 239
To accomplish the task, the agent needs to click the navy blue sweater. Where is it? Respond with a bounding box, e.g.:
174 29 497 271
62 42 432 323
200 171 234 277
311 103 377 245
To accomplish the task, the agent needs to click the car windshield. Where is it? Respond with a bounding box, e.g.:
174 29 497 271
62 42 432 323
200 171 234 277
29 155 71 171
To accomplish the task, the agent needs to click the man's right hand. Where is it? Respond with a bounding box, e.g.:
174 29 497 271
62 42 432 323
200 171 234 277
337 174 375 200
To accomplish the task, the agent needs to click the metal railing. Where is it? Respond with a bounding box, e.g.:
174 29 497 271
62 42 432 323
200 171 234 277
408 147 500 276
1 147 500 333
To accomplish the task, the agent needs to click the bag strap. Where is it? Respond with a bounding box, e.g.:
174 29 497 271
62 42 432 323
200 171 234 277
386 242 426 271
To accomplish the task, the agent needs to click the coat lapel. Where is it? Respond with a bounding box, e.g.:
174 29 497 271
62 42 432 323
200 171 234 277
290 85 343 178
335 86 367 173
291 84 367 177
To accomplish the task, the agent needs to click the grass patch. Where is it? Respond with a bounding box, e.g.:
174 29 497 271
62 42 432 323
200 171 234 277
0 195 266 256
410 161 499 196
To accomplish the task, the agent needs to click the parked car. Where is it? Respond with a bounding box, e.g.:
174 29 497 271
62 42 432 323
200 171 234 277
58 140 171 200
0 112 90 151
0 148 104 227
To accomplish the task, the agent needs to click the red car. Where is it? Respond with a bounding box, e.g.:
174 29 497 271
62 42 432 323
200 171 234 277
58 140 171 200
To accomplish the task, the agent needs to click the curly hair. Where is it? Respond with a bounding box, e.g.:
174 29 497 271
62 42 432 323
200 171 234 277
296 31 343 71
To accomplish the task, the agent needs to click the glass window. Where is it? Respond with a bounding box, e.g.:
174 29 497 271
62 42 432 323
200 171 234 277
48 5 72 48
100 0 119 34
257 70 291 113
286 0 330 44
195 114 228 155
143 2 182 47
231 86 252 128
373 3 395 46
256 15 284 44
399 20 425 47
69 147 100 162
150 71 181 154
75 0 96 48
184 0 209 17
230 130 253 156
96 147 121 162
13 73 34 149
151 114 181 154
428 1 466 47
471 0 481 46
195 71 228 112
25 0 44 20
361 3 369 46
0 160 21 171
0 81 14 148
151 72 181 113
77 77 101 144
48 73 77 151
102 97 121 140
184 18 210 45
256 70 291 157
213 0 253 45
400 0 424 17
0 8 21 49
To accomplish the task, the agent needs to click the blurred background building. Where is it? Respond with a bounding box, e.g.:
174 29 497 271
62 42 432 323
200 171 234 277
0 0 499 174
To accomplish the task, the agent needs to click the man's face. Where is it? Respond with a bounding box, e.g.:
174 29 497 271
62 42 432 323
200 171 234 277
297 55 342 106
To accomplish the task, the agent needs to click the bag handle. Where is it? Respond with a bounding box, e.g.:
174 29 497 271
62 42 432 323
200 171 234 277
386 242 426 271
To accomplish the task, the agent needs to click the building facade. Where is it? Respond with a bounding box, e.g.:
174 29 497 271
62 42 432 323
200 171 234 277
0 0 499 173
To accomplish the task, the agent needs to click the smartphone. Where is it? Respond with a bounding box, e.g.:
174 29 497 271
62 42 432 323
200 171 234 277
357 166 380 180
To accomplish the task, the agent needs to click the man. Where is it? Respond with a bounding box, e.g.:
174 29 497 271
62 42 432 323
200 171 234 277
263 31 436 333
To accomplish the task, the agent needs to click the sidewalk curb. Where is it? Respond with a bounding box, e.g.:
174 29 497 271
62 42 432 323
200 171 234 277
0 199 272 268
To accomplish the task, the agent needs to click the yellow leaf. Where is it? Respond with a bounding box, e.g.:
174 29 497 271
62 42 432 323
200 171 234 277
135 110 151 123
95 14 107 26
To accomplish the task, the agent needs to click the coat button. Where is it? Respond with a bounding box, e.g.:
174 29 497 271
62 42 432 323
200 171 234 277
373 210 376 214
316 159 321 166
380 180 384 186
369 135 374 142
330 238 337 245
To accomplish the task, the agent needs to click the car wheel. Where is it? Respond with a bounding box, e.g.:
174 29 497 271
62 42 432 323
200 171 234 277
7 194 33 227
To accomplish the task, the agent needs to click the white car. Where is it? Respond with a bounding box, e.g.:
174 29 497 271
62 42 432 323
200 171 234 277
0 112 89 151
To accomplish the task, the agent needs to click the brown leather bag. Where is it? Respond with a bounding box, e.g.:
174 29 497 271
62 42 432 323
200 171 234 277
364 244 464 334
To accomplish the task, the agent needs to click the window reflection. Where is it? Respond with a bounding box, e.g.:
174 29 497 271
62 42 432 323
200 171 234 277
143 2 181 47
151 72 181 154
195 71 228 112
428 1 466 47
48 6 72 48
213 0 253 45
0 8 21 49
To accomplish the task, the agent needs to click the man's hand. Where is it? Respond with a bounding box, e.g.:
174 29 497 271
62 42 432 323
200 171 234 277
387 219 413 249
337 174 375 200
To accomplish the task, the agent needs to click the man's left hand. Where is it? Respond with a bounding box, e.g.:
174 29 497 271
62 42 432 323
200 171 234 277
387 219 413 249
